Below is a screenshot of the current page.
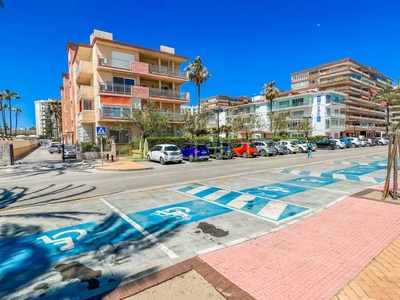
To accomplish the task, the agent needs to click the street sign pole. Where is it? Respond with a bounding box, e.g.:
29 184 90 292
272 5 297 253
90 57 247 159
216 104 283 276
101 137 103 166
96 126 106 166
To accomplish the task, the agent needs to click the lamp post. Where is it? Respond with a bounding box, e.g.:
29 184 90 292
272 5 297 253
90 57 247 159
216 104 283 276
303 116 312 139
214 108 223 143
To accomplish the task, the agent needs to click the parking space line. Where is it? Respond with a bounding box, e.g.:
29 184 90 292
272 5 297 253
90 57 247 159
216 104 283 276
99 198 178 259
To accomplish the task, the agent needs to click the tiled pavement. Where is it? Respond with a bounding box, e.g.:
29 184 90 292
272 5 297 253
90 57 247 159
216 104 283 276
93 183 400 300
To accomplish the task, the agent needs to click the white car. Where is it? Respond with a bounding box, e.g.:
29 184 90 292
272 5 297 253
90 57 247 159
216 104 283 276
277 140 299 154
146 144 183 165
377 137 388 145
347 138 362 147
332 139 346 149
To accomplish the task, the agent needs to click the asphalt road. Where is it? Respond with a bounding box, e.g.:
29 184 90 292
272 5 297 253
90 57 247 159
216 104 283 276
0 145 390 299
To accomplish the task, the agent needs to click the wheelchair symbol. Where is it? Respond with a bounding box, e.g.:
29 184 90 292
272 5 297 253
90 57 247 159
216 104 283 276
150 207 191 221
297 179 324 183
37 229 87 251
259 187 289 193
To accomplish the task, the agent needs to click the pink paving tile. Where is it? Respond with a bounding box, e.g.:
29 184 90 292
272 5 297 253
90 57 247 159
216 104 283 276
200 196 400 300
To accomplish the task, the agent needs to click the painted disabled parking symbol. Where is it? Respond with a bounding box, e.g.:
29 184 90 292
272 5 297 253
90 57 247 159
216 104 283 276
37 229 87 251
296 178 324 183
259 187 290 193
150 207 191 221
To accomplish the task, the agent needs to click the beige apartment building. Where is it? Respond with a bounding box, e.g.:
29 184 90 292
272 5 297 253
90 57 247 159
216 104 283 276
290 58 393 137
61 29 189 146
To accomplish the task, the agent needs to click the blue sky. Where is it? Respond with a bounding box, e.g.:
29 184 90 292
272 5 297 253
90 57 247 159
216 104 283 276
1 0 399 129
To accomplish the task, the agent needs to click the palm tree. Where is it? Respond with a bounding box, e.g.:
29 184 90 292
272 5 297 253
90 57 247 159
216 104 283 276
371 85 400 135
14 108 22 136
47 100 62 138
0 102 8 139
3 89 20 138
185 56 211 113
261 81 280 132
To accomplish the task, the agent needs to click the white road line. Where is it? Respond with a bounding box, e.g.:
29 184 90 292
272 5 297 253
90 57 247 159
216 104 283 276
186 185 210 195
100 198 178 259
203 189 231 201
227 194 255 209
257 201 287 220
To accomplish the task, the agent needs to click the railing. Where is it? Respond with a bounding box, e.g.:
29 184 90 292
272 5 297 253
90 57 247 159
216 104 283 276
99 82 132 95
149 65 187 78
77 111 82 122
75 63 81 77
320 66 349 76
98 56 130 70
159 112 185 122
101 106 131 119
326 113 345 118
76 87 82 100
320 76 349 85
149 88 188 100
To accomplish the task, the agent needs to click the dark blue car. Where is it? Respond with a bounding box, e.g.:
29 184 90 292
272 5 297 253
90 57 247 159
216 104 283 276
340 138 352 148
180 144 210 162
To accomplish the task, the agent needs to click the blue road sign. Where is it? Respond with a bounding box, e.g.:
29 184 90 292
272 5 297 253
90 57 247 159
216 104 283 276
96 126 106 136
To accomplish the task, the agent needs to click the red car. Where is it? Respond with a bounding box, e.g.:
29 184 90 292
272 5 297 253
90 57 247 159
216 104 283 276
232 142 258 158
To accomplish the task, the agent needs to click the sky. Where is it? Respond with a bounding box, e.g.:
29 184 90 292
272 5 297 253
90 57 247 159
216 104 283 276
1 0 399 129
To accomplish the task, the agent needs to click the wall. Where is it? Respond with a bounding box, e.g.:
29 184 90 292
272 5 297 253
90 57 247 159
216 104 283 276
0 140 39 165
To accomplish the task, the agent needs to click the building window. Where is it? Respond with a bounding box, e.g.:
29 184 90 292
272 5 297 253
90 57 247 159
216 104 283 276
292 98 304 107
82 99 94 110
109 129 130 144
113 77 135 86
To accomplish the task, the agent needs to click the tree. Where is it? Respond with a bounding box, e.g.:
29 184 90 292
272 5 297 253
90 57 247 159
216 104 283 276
231 113 264 142
3 90 20 138
371 85 400 135
44 115 53 138
271 112 291 137
0 93 6 139
296 118 314 139
185 56 211 112
220 124 234 138
14 108 22 135
118 98 170 158
181 112 208 140
47 100 62 138
261 81 280 132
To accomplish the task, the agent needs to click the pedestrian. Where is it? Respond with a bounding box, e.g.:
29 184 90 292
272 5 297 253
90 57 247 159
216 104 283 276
307 140 313 158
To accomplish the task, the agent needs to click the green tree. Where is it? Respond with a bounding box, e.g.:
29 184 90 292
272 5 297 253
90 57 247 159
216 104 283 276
44 115 53 138
119 98 170 158
3 90 20 138
261 81 280 132
231 113 264 142
371 85 400 135
47 100 62 138
271 112 290 137
0 93 6 139
220 123 234 138
296 118 314 139
181 112 209 140
185 56 211 112
14 108 22 135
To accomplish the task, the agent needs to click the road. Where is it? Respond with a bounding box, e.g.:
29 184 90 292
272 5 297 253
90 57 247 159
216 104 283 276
0 145 389 299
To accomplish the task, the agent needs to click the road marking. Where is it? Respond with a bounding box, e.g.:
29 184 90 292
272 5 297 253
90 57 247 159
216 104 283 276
99 198 178 259
0 207 27 214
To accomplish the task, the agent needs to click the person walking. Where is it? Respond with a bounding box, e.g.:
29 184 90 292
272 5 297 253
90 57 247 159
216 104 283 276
307 140 313 158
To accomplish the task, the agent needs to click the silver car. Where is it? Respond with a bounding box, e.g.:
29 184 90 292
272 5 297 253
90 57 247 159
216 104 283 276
147 144 183 165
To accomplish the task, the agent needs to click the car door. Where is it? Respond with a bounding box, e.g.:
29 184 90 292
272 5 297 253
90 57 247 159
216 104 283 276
180 144 190 159
149 145 162 161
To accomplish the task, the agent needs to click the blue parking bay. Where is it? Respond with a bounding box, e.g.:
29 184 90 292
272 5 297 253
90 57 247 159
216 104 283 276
328 165 382 176
285 176 340 188
241 183 309 199
176 184 310 222
128 200 232 234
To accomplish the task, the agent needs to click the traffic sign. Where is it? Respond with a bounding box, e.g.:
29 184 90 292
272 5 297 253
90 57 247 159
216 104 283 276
96 126 106 136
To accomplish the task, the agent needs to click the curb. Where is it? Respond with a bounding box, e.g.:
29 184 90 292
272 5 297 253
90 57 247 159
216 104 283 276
94 166 154 171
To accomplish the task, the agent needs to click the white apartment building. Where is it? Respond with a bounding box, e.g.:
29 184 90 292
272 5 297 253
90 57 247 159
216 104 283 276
34 98 61 136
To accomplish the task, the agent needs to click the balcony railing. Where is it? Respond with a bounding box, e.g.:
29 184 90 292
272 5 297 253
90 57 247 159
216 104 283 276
76 87 82 100
159 112 185 122
99 82 132 95
98 57 130 70
101 106 131 119
326 113 345 118
149 88 188 100
319 66 349 76
149 65 187 78
75 63 81 77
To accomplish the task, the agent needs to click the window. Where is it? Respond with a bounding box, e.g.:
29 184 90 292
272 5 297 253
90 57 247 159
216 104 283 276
291 111 304 119
113 77 135 86
291 98 304 107
109 129 130 144
82 99 93 110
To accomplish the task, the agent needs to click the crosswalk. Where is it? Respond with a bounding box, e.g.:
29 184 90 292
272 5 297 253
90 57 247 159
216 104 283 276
174 183 310 223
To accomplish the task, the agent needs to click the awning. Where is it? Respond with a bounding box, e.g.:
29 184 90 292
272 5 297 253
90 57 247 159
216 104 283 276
361 95 369 100
370 88 377 93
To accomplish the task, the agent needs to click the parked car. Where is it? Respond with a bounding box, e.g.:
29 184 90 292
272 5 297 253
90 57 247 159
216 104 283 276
277 140 299 154
232 142 258 158
252 141 278 157
297 140 317 152
316 139 337 150
48 142 61 154
339 138 352 148
63 145 76 159
146 144 182 165
332 139 346 149
377 137 389 145
366 138 376 146
274 142 289 155
347 137 362 147
180 143 210 162
205 142 233 160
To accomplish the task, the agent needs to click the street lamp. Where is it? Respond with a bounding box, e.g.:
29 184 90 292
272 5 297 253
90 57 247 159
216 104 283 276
303 116 312 139
214 108 223 143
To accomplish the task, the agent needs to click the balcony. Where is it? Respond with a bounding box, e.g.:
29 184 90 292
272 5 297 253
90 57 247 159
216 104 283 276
99 82 132 96
75 61 93 85
320 76 349 86
159 112 185 122
98 56 188 80
76 85 94 101
100 106 131 119
326 113 345 118
77 110 95 123
149 88 189 101
319 66 349 77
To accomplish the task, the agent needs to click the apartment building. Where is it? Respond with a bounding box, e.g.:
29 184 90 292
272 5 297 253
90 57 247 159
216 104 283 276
61 29 190 146
34 98 61 137
290 58 393 137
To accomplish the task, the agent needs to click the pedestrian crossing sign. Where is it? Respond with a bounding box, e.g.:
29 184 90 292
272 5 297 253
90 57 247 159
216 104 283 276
96 126 106 136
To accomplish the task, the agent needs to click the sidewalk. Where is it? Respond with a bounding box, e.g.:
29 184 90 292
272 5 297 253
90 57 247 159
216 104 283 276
91 156 153 171
93 185 400 300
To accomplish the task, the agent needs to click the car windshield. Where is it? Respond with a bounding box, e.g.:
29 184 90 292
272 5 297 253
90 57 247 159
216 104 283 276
165 146 179 151
196 145 207 149
64 146 75 150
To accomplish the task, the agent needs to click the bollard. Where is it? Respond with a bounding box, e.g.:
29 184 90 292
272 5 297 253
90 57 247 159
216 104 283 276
111 155 114 162
106 153 109 160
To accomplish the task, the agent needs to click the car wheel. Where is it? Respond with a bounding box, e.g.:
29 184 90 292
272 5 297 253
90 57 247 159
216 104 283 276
177 160 182 164
243 152 248 158
351 143 356 148
147 155 151 162
326 146 331 150
204 158 209 161
160 157 165 165
259 149 266 157
215 152 222 160
188 154 195 162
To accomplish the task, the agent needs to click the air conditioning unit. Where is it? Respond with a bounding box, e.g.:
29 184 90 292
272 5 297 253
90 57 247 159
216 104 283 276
100 83 107 92
99 57 108 66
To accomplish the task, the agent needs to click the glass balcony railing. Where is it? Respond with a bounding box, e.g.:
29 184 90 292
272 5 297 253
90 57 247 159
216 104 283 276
149 65 187 78
98 57 130 69
101 106 131 119
99 82 132 95
149 88 188 100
